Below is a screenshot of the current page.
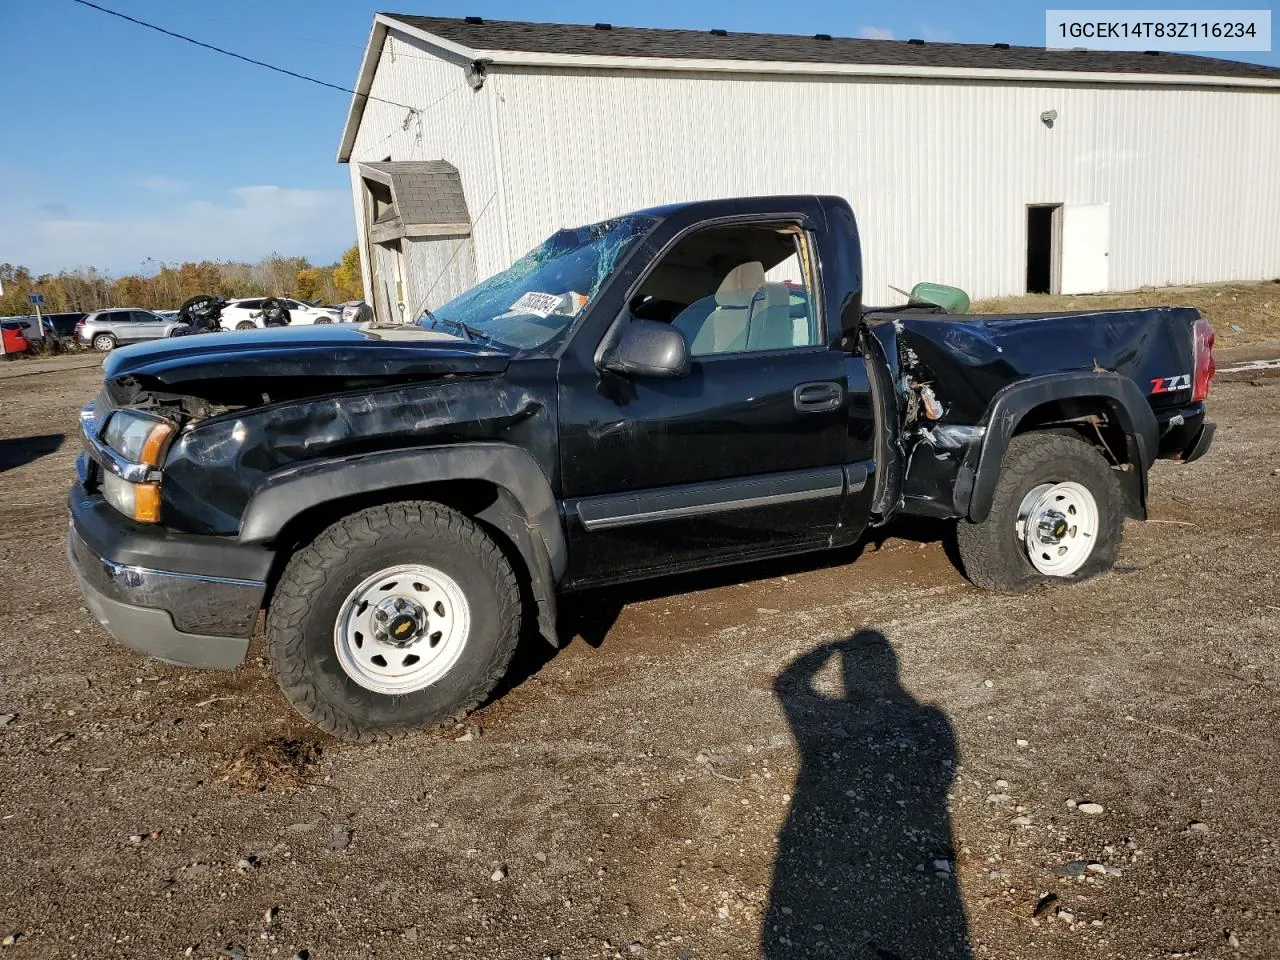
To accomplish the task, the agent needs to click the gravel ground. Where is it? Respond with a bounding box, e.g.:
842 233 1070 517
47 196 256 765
0 353 1277 960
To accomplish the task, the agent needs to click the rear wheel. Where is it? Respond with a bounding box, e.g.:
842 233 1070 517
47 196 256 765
91 333 115 352
266 502 521 741
235 321 257 331
955 432 1123 593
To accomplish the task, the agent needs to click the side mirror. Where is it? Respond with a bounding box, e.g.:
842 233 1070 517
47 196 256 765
603 319 690 379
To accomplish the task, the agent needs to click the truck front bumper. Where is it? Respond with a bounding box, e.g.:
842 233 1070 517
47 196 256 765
67 483 271 669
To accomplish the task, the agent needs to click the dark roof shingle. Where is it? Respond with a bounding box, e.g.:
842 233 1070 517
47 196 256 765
384 14 1280 82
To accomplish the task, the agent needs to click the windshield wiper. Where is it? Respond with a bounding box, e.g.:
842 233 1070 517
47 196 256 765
425 309 492 345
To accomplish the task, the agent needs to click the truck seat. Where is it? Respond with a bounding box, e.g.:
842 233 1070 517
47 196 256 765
674 261 766 355
745 283 796 350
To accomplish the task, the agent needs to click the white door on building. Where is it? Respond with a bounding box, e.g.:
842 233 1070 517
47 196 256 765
1060 203 1110 295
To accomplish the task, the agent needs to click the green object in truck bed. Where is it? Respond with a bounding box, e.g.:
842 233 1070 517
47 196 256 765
910 282 970 315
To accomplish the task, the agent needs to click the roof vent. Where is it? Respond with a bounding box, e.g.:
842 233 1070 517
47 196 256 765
594 22 612 30
907 38 925 45
993 42 1010 49
710 28 728 36
814 32 833 40
464 15 483 24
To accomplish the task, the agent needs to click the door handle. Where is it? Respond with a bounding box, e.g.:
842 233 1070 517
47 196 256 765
793 381 843 413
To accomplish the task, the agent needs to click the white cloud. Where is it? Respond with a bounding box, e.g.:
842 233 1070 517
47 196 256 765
137 175 188 194
857 26 895 40
0 185 355 274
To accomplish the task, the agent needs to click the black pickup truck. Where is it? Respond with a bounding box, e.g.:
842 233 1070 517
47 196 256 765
68 195 1216 740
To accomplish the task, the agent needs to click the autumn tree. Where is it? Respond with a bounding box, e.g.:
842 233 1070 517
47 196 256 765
332 245 364 302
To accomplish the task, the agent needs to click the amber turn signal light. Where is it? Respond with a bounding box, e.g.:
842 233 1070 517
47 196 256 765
134 483 161 523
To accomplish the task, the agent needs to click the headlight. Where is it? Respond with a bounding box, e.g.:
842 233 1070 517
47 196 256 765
102 472 161 523
102 412 175 467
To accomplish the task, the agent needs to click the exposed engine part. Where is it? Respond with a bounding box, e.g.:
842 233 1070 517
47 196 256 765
919 424 986 450
900 377 919 423
919 384 944 420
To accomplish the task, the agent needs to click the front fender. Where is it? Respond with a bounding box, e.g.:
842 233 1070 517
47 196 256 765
957 372 1159 523
239 442 565 646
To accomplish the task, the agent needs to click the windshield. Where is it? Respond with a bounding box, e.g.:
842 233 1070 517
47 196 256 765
419 215 655 351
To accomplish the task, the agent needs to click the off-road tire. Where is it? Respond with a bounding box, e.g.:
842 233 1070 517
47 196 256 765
955 432 1124 593
91 333 115 352
266 502 521 741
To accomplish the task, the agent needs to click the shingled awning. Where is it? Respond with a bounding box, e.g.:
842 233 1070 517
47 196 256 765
358 160 471 243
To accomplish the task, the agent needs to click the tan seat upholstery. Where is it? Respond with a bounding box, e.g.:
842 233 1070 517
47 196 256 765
682 261 766 356
745 282 795 350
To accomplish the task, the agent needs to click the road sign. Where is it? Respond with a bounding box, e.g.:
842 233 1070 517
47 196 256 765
28 293 44 306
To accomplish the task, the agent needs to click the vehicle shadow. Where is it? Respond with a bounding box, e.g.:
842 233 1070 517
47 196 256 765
764 629 970 958
559 515 959 649
495 517 962 702
0 433 64 473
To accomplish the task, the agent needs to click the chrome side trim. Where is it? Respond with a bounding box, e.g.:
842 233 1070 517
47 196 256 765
575 467 848 532
69 526 264 637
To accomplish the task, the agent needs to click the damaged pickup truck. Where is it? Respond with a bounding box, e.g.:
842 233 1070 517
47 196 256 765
69 195 1216 740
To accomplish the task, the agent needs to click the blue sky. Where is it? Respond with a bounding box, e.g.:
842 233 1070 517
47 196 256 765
3 0 1276 275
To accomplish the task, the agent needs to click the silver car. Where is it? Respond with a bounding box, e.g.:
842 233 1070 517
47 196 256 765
76 308 189 352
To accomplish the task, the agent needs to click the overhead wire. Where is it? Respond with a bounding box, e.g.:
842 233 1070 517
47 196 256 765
66 0 420 113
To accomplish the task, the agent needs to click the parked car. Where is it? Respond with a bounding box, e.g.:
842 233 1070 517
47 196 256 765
0 313 83 343
68 195 1216 741
75 308 190 351
41 312 87 341
1 321 31 357
219 297 343 330
340 300 373 323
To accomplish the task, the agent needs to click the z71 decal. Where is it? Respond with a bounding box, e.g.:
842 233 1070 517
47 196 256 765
1150 374 1191 394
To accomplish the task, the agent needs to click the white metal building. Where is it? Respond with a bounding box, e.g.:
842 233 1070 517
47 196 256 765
338 15 1280 320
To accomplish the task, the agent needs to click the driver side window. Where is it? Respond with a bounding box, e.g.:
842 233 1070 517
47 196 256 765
629 223 820 357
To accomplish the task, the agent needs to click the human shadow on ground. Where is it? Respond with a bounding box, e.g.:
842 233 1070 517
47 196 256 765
764 629 971 959
0 433 64 473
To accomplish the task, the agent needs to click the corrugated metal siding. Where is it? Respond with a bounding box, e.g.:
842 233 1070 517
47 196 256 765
403 236 478 313
484 66 1280 302
347 30 502 315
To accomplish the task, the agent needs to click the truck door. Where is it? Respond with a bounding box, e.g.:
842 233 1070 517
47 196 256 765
557 219 873 588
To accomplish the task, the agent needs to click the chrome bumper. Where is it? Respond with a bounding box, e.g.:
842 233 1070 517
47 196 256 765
68 525 264 669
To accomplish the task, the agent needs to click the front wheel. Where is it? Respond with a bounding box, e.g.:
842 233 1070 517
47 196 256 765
266 502 521 741
955 432 1124 593
235 321 257 331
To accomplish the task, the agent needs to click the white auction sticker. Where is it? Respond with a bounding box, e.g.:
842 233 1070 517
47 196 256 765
506 291 564 318
1046 10 1271 51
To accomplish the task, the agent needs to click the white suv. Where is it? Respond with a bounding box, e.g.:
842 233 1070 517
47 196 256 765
220 298 343 330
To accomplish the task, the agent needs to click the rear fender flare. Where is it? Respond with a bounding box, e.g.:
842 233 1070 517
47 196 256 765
959 372 1159 523
239 443 564 646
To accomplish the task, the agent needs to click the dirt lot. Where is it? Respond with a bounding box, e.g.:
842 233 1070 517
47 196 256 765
1 329 1278 959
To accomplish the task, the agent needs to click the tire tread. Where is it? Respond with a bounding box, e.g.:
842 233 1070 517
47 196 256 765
266 501 520 742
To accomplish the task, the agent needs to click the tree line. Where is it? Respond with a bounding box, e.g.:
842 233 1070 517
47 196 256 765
0 246 363 317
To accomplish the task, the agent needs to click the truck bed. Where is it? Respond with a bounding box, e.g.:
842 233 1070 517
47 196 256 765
862 306 1203 425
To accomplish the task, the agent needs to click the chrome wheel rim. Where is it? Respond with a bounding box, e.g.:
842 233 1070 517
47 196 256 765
1016 481 1099 577
333 563 471 694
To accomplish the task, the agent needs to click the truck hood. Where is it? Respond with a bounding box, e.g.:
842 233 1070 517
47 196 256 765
103 323 511 386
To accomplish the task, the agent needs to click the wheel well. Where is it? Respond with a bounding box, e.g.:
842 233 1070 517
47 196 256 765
1013 398 1128 464
261 479 531 608
1012 397 1145 518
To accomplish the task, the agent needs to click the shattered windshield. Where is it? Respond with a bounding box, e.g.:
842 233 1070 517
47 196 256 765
419 215 655 351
